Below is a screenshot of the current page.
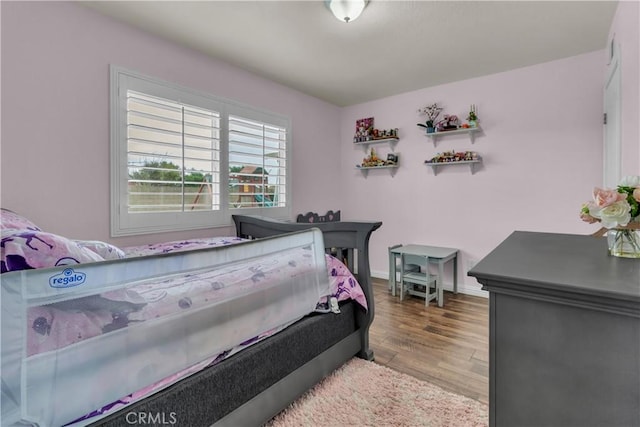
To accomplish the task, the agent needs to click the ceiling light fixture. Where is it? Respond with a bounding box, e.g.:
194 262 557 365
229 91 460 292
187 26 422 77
325 0 368 23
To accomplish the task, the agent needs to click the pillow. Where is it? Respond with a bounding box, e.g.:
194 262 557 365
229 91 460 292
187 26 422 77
0 208 41 231
75 240 126 260
1 229 104 274
325 254 367 310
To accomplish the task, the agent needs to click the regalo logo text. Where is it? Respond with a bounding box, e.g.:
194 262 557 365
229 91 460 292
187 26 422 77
49 268 86 288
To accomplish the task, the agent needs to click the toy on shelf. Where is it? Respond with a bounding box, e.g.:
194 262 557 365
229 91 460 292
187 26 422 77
418 103 481 132
360 148 398 167
372 128 399 139
354 117 399 142
426 150 478 163
435 114 460 132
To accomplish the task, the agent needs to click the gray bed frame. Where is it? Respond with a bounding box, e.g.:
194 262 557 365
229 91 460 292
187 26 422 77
93 214 381 427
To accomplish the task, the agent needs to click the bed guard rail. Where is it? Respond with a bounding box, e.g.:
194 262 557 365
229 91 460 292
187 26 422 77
1 229 330 427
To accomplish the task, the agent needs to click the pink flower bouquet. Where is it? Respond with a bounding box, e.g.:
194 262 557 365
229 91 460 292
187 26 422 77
580 176 640 228
581 176 640 258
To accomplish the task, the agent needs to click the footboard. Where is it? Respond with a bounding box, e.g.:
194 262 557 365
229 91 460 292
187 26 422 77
233 214 382 359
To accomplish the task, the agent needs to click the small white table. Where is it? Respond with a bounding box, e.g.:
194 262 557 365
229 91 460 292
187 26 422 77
388 244 459 307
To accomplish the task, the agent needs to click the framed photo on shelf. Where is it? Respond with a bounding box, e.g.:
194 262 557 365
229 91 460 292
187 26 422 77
354 117 374 142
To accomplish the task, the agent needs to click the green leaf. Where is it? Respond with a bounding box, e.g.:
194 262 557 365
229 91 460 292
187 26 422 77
628 196 639 218
618 186 634 194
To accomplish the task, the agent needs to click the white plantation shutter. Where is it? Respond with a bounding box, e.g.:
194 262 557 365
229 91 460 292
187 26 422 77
111 66 291 236
228 115 287 209
127 91 221 213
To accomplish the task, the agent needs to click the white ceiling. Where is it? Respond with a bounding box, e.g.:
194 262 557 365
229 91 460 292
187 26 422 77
82 1 619 107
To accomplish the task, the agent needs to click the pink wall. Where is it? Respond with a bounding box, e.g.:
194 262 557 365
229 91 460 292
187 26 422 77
2 2 636 296
0 1 342 246
340 52 607 294
608 0 640 176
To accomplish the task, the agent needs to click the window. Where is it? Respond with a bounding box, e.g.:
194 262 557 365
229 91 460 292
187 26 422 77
228 115 287 209
110 66 291 236
126 91 221 214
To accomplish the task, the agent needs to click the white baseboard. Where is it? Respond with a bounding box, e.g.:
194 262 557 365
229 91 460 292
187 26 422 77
370 270 488 299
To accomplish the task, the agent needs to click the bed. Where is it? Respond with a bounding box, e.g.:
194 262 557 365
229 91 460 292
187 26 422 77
0 210 381 427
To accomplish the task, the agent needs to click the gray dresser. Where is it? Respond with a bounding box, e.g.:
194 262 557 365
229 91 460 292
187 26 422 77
469 231 640 427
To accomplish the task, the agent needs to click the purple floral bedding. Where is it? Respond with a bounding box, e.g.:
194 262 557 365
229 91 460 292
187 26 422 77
1 209 367 426
124 237 368 309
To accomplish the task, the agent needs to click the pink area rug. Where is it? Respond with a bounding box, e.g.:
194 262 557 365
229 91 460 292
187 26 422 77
266 357 488 427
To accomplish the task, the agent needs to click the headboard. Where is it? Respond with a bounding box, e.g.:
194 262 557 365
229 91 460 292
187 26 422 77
296 210 341 223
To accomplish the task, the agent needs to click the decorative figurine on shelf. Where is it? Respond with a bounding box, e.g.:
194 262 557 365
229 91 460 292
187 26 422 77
467 104 478 128
427 150 478 163
360 147 398 167
417 103 443 134
435 114 460 132
368 127 399 140
361 147 379 167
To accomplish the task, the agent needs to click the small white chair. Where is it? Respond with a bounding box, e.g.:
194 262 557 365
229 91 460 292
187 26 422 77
388 244 420 296
399 252 439 307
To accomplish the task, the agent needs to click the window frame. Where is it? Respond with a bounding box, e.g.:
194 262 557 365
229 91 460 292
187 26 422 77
110 66 291 237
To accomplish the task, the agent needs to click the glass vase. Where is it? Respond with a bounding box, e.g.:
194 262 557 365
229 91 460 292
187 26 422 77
607 228 640 258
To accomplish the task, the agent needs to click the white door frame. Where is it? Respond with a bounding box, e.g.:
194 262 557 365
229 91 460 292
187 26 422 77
603 39 622 188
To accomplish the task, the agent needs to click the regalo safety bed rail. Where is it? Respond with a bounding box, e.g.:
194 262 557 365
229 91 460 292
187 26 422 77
1 229 330 427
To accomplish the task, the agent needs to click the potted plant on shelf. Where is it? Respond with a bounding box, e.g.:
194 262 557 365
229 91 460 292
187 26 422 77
417 103 443 134
467 104 478 128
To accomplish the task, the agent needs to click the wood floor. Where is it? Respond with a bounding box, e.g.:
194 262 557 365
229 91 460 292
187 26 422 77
368 277 489 405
